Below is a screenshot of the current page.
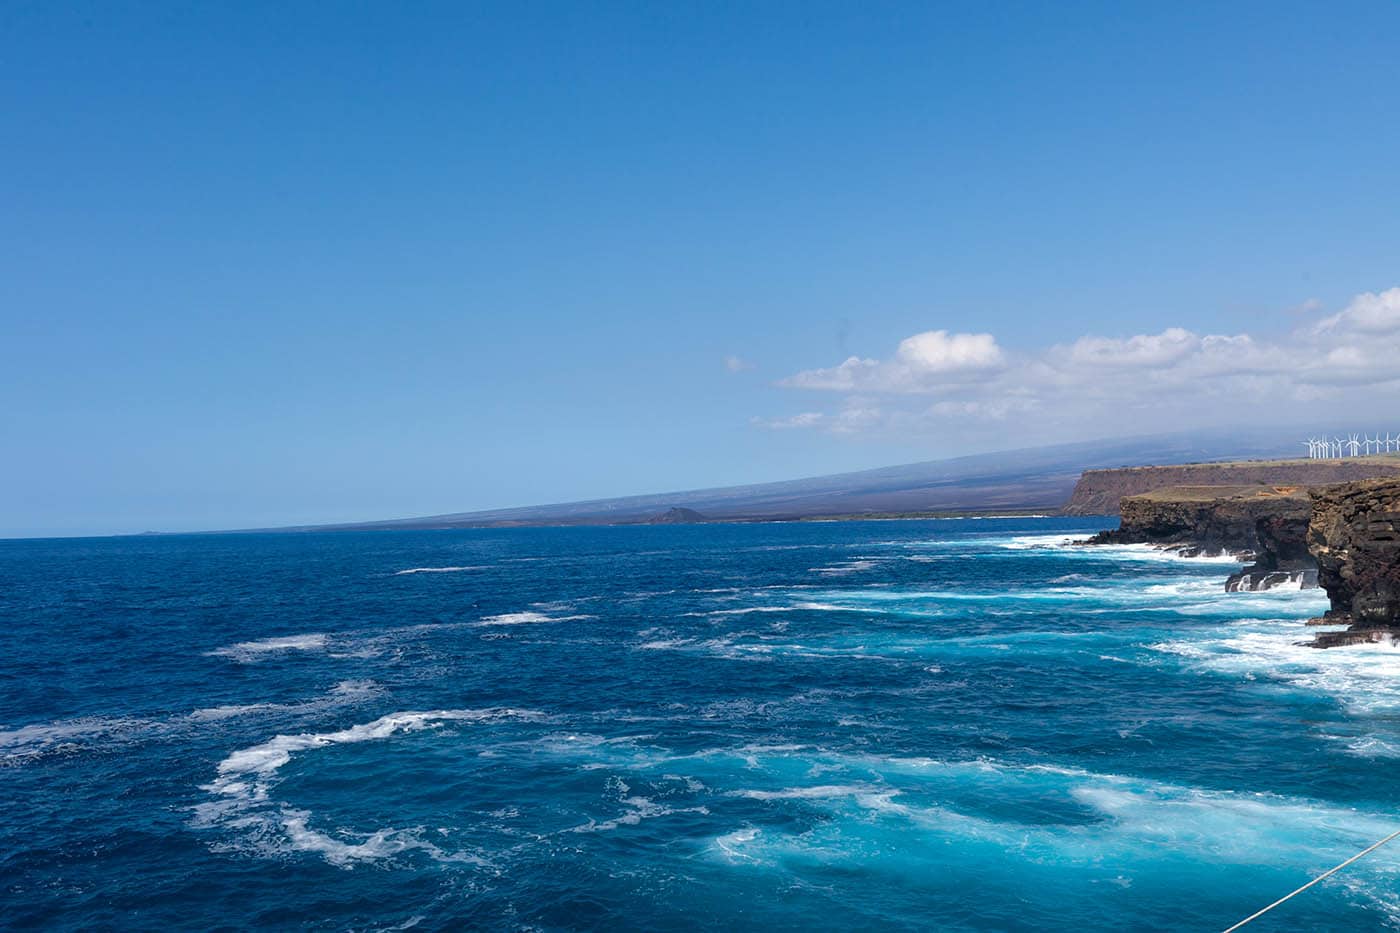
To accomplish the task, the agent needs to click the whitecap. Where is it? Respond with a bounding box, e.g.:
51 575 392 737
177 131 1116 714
474 611 593 626
0 716 159 763
1151 616 1400 716
393 566 484 575
280 809 485 868
734 784 877 800
714 827 761 860
188 680 379 722
989 534 1245 564
193 708 543 867
568 796 709 833
1342 736 1400 758
810 559 880 576
208 634 329 663
697 747 1400 909
3 682 381 765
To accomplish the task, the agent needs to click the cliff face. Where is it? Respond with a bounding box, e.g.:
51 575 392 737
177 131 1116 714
1228 512 1317 592
1308 478 1400 643
1064 458 1400 516
1084 486 1310 554
1081 485 1315 591
1077 471 1400 643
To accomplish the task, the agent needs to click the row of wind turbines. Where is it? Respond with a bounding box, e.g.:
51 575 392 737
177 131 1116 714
1305 434 1400 459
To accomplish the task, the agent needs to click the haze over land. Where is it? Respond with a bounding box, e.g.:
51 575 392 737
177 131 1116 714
297 429 1364 530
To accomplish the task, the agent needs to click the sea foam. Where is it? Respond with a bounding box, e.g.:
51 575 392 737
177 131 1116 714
475 611 593 626
208 634 329 663
393 565 484 575
194 708 543 867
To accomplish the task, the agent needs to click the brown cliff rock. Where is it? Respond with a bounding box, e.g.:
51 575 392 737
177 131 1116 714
1080 485 1316 591
1082 485 1309 554
1307 478 1400 646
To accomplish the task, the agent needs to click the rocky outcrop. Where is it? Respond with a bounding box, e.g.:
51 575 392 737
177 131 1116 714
1064 458 1400 516
1076 471 1400 642
1083 484 1309 549
1307 478 1400 646
1226 512 1318 592
1081 484 1317 591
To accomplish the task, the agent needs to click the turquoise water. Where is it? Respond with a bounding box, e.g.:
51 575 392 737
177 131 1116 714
3 517 1398 930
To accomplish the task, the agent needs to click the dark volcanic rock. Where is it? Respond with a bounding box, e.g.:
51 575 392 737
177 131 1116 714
1311 627 1400 648
1082 485 1311 559
1225 512 1318 592
1081 484 1319 592
1224 568 1317 592
1307 478 1400 641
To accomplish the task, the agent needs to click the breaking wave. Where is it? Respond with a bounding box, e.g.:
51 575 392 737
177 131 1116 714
193 709 542 867
208 634 329 663
393 565 484 575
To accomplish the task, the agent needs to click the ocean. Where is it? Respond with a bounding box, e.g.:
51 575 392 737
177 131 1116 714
3 517 1398 930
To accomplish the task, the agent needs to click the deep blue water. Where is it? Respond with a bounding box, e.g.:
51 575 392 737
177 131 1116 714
4 517 1400 930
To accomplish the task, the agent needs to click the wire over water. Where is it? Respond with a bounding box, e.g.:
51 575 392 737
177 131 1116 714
1222 828 1400 932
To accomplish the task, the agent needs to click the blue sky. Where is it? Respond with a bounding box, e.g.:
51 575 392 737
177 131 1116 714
5 2 1400 537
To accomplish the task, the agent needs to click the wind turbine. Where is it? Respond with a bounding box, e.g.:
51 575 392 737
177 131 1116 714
1364 434 1376 455
1334 436 1345 458
1349 434 1362 457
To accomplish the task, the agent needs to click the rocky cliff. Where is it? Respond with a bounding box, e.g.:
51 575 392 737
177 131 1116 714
1307 477 1400 646
1063 458 1400 516
1077 471 1400 639
1083 485 1310 552
1229 511 1317 592
1080 484 1316 591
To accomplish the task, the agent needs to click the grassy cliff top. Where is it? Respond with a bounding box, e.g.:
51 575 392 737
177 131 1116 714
1129 484 1312 503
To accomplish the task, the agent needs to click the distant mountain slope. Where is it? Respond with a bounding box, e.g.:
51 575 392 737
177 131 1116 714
646 507 709 524
310 429 1305 531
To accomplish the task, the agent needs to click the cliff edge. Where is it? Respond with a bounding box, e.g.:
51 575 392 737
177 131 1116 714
1308 477 1400 646
1080 484 1316 591
1063 457 1400 516
1082 485 1309 552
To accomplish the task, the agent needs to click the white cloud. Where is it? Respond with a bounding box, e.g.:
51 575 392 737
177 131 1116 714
780 356 880 391
763 287 1400 439
1063 328 1199 368
927 397 1040 420
1315 287 1400 335
780 330 1004 393
751 411 826 430
752 402 885 434
896 330 1004 371
724 354 755 372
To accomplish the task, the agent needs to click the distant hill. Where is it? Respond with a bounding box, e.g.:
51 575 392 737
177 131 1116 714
300 428 1310 531
646 507 709 524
